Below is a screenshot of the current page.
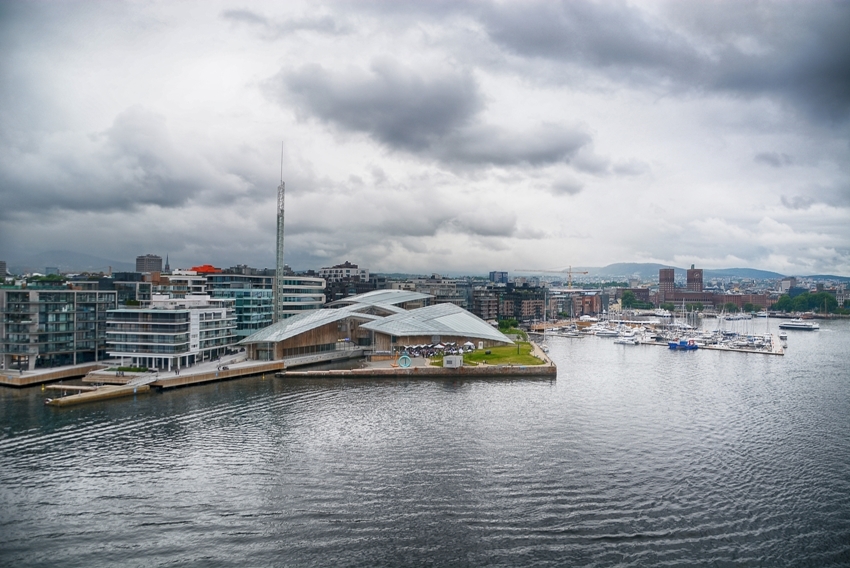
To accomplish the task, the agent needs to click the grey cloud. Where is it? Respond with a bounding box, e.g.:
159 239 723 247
0 106 240 221
273 59 591 167
755 152 793 168
443 211 517 237
436 123 589 166
221 9 269 26
477 0 850 123
780 195 815 210
571 147 610 175
277 60 482 151
550 178 583 196
780 183 850 211
222 9 346 37
613 160 649 176
480 1 700 79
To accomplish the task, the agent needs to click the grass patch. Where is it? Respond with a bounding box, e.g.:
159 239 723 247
500 327 528 340
430 342 543 367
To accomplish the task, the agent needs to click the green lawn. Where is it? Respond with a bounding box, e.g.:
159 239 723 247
431 342 544 367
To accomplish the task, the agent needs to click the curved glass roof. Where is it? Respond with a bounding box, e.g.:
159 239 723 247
326 289 432 307
240 289 511 346
239 305 380 344
359 303 513 344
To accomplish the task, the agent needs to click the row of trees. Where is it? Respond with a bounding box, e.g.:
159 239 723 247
771 292 842 314
616 290 848 316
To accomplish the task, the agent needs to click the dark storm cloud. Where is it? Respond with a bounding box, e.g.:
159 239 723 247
272 59 590 166
476 0 850 123
221 9 347 38
755 152 793 168
277 59 482 151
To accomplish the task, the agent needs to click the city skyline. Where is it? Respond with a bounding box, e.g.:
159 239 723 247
1 1 849 276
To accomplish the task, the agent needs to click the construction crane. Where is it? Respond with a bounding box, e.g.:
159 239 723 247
514 266 589 289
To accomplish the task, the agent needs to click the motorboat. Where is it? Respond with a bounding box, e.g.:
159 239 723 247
595 328 620 337
668 338 698 350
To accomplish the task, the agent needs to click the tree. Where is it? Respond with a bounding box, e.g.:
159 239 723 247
660 302 675 312
498 318 518 330
813 292 838 313
742 302 755 313
772 295 793 312
621 290 637 309
791 294 809 312
724 302 739 313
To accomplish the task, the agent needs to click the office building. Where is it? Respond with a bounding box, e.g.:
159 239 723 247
136 254 163 273
276 276 326 320
206 270 276 340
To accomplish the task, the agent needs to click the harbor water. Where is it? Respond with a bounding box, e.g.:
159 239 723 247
1 319 849 566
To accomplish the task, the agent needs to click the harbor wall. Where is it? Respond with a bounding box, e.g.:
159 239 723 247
282 364 557 380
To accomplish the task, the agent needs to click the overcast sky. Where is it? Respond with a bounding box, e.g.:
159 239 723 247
1 0 849 276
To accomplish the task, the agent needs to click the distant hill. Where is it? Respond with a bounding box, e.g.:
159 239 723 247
703 268 785 280
574 263 786 281
582 263 678 280
8 250 135 275
804 274 850 281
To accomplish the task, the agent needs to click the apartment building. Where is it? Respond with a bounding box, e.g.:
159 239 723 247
106 294 236 371
1 285 117 370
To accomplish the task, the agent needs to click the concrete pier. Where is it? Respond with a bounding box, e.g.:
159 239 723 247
45 384 150 407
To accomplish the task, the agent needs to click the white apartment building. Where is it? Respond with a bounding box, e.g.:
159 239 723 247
318 261 369 283
106 294 236 371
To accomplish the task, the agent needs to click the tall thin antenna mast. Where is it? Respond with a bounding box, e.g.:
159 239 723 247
274 142 286 323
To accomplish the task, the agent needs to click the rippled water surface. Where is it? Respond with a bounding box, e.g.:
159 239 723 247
2 320 849 567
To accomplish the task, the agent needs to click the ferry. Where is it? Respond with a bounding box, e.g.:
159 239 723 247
778 319 820 331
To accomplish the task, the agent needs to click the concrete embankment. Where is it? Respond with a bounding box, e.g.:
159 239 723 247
0 363 108 388
45 384 150 407
284 342 556 379
152 361 287 389
282 364 556 379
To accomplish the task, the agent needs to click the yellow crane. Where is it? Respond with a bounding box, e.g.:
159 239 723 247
514 266 589 288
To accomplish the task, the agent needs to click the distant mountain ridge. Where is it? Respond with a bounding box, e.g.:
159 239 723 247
574 263 786 280
7 250 135 274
